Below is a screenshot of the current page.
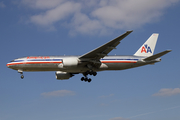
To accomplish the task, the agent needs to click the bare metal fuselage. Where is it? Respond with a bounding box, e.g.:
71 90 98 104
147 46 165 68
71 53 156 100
7 55 159 73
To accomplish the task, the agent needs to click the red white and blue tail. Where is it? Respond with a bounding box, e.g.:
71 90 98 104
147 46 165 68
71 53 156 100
134 33 159 57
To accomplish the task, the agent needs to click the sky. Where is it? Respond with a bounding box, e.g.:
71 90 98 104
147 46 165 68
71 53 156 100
0 0 180 120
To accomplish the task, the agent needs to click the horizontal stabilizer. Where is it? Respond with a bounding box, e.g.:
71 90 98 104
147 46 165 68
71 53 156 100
143 50 172 61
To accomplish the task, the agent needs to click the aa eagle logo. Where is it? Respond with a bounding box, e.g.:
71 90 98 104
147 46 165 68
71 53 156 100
141 44 152 53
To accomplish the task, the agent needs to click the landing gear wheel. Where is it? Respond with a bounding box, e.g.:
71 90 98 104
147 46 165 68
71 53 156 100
88 78 91 83
93 72 97 76
81 77 85 81
21 75 24 79
84 78 88 82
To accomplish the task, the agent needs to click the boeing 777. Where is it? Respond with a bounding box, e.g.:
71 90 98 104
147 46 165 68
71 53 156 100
7 31 171 82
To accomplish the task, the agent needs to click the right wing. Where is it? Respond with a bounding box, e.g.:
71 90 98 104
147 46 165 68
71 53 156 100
79 30 133 60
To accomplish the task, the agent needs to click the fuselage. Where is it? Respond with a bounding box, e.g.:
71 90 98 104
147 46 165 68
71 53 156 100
6 55 158 73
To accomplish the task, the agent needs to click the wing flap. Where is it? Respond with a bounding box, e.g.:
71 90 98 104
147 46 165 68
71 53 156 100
79 31 133 59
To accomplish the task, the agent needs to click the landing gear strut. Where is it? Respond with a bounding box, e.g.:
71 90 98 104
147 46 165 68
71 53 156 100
81 71 97 82
18 70 24 79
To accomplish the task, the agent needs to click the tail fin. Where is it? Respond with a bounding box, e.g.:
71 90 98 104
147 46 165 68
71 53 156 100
134 33 159 57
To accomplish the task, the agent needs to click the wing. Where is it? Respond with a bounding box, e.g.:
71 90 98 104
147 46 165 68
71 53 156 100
79 30 133 60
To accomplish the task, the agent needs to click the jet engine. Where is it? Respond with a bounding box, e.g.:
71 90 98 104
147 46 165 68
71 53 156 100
55 71 73 80
58 57 79 68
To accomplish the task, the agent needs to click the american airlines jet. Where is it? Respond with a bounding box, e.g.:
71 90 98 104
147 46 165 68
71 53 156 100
7 31 171 82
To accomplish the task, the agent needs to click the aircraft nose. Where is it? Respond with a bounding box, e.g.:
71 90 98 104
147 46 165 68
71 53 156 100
6 62 13 68
7 60 15 68
6 63 10 68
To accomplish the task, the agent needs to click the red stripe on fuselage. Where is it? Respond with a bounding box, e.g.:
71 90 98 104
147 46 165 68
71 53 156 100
101 61 137 63
6 61 62 66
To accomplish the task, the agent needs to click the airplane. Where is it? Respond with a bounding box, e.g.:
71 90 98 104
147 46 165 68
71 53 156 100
6 31 171 82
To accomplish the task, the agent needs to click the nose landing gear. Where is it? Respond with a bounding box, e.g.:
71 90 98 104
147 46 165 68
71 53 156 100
18 70 24 79
21 74 24 79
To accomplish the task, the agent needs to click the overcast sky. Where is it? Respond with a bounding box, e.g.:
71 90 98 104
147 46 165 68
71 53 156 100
1 0 180 120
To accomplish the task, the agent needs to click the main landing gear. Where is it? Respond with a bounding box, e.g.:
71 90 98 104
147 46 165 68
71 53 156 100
18 70 24 79
81 71 97 83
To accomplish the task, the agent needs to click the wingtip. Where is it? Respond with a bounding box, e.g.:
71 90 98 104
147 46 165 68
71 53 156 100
166 49 172 52
127 30 133 33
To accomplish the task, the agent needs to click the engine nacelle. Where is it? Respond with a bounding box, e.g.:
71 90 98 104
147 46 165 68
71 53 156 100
58 57 79 68
55 71 73 80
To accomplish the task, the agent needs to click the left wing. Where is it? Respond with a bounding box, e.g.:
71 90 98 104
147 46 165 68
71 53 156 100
79 30 133 60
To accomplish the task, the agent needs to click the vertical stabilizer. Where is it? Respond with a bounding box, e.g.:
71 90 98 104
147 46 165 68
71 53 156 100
134 33 159 57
